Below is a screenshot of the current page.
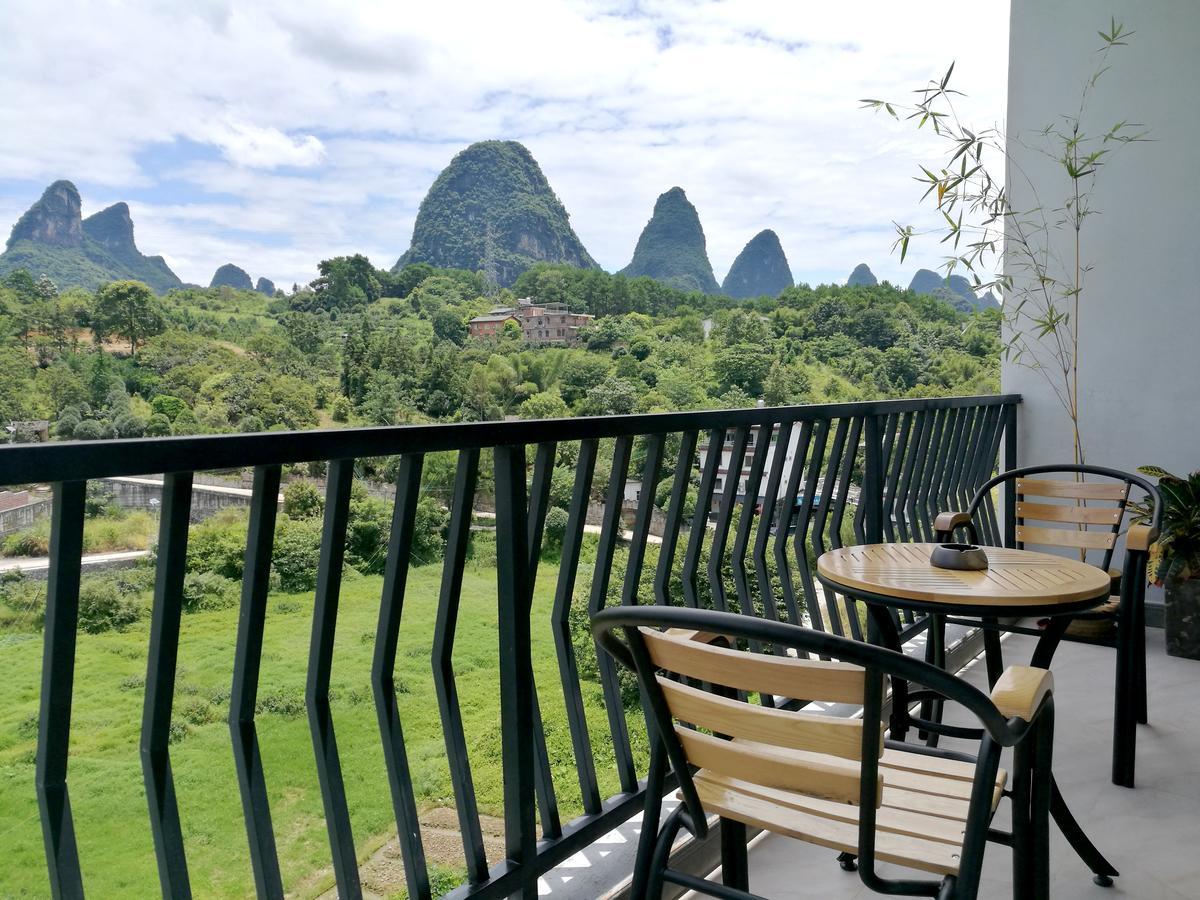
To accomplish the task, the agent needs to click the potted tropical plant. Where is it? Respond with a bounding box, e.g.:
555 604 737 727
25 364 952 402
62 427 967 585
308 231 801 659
1132 466 1200 659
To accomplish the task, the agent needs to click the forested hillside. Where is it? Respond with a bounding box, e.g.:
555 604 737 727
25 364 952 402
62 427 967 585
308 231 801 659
0 255 1000 444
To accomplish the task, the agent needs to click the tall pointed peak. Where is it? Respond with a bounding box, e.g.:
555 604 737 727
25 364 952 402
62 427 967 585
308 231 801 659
82 202 136 253
847 263 877 287
619 186 719 294
722 229 793 298
7 180 83 249
395 140 597 286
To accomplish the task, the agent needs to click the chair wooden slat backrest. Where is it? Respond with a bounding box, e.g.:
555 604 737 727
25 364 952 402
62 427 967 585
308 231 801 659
1014 477 1130 569
639 628 880 806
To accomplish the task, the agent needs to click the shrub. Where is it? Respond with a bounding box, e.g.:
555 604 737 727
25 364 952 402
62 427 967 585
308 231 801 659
345 490 391 574
188 510 248 579
331 396 351 422
283 480 324 519
541 506 569 559
181 571 240 613
85 482 119 518
144 413 172 437
271 516 323 592
72 419 106 441
411 497 449 565
3 525 50 557
77 577 143 633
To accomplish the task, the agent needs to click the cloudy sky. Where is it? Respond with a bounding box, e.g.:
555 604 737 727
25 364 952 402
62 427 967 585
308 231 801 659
0 1 1009 290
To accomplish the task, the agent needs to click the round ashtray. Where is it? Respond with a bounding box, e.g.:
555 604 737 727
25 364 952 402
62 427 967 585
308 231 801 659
930 543 989 571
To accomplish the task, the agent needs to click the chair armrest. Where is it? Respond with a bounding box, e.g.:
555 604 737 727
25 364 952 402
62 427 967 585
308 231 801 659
934 511 972 532
990 666 1054 722
1126 524 1158 553
665 628 722 644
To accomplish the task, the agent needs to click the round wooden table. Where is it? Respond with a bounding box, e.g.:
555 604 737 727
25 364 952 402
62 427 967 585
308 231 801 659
817 542 1118 884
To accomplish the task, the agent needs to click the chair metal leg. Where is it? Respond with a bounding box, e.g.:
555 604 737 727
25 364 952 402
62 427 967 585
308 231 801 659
632 744 668 899
1112 600 1137 788
920 615 947 746
981 616 1004 687
1011 737 1033 900
645 807 686 899
1031 705 1054 900
720 817 749 891
1134 601 1148 725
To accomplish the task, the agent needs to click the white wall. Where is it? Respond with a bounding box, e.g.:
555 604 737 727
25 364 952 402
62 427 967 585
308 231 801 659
1003 0 1200 477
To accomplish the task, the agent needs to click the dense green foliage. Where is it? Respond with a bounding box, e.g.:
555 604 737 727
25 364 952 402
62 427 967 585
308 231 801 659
619 186 720 294
0 250 1000 446
396 141 598 286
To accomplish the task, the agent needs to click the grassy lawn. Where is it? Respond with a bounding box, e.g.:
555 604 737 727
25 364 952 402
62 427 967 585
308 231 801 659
0 558 644 897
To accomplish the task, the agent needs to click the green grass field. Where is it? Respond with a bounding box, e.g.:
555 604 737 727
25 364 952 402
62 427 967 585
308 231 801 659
0 559 643 897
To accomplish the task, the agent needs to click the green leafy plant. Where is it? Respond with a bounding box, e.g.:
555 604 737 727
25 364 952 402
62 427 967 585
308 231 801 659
1129 466 1200 584
862 18 1148 465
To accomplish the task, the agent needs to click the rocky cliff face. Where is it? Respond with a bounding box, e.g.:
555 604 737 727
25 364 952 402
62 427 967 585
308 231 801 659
395 141 597 286
619 187 720 294
721 229 793 298
7 180 84 248
255 277 276 296
847 263 878 287
210 264 253 290
0 181 181 292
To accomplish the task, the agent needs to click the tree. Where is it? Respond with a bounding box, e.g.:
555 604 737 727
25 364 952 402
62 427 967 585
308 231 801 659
93 281 165 354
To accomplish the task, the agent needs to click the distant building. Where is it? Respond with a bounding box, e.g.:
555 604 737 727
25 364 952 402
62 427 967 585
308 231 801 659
466 311 520 339
467 298 593 345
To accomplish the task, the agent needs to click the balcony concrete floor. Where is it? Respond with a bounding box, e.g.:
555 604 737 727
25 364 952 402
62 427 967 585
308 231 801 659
731 630 1200 899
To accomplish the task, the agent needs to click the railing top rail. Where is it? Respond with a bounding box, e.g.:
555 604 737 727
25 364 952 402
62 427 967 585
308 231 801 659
0 394 1019 484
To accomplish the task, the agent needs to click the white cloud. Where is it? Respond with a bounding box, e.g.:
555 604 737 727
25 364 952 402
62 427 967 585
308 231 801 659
191 119 327 170
0 0 1010 288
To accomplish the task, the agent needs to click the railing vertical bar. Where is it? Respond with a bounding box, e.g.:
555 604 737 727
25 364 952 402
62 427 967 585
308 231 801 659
229 464 284 899
755 421 794 625
621 434 666 607
774 421 812 626
494 444 539 897
893 410 923 542
304 459 360 899
812 418 849 637
882 412 911 543
863 415 884 545
914 408 948 540
708 426 750 613
36 479 87 899
142 472 195 899
1003 402 1018 547
432 449 490 882
967 405 998 512
831 416 864 641
975 405 1006 544
525 441 562 840
902 407 935 542
792 420 829 633
653 431 699 606
945 406 974 515
372 454 430 900
588 436 637 792
551 438 601 814
731 424 775 652
682 428 724 609
929 407 963 530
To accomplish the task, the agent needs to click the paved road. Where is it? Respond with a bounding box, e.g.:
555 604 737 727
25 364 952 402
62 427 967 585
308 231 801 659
0 549 151 575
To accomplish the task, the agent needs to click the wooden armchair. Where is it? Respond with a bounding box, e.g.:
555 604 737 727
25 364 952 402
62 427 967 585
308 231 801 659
933 463 1161 787
593 607 1057 900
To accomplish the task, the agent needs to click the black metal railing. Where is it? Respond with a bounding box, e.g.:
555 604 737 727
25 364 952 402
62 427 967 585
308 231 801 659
2 394 1019 899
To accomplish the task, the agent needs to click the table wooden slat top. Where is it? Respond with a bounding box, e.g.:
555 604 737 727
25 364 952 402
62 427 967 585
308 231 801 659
816 543 1111 608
